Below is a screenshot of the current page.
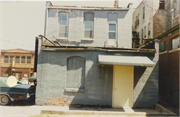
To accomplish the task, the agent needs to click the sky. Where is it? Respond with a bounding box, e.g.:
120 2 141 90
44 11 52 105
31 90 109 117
0 0 142 51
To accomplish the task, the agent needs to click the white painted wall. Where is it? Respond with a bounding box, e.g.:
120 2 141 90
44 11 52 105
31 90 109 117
46 8 133 48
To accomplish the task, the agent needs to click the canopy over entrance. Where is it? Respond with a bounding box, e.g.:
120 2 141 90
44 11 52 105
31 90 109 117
98 55 154 67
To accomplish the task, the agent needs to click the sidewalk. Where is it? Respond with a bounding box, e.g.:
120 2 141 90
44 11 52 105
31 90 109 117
41 104 177 116
0 104 177 117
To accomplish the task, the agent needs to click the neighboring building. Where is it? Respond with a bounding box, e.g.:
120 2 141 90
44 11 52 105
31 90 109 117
0 49 35 79
132 0 179 46
157 25 179 110
36 2 159 108
156 0 180 111
133 0 180 112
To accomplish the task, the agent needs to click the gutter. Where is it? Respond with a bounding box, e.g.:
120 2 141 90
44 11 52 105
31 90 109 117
47 6 129 11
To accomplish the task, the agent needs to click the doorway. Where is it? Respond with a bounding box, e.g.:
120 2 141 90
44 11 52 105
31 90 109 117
112 65 134 108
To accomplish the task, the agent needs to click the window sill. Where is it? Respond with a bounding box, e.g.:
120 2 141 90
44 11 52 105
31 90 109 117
57 38 69 41
169 48 180 53
81 38 94 41
65 88 85 93
159 51 167 55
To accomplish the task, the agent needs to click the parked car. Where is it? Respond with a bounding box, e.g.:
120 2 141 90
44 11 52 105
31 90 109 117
0 77 35 105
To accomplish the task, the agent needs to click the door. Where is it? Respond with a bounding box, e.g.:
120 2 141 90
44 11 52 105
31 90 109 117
112 65 134 108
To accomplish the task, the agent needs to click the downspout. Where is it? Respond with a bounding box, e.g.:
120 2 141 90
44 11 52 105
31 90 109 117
171 9 174 28
44 1 48 36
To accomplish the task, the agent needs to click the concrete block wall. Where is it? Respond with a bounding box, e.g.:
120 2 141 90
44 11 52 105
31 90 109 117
133 40 159 108
36 40 159 107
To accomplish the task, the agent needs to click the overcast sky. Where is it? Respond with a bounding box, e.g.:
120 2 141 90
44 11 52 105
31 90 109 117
0 0 142 51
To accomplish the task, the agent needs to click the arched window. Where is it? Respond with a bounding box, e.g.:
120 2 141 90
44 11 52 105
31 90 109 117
66 56 85 92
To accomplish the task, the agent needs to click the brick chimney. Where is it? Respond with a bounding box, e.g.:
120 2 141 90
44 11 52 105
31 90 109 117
114 0 118 8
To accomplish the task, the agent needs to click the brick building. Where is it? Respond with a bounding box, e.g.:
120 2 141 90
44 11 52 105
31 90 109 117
0 49 35 79
157 23 179 109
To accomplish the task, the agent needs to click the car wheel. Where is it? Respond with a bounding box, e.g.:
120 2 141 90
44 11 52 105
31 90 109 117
0 95 10 105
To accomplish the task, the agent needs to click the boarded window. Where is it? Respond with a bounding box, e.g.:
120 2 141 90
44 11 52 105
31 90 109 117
172 37 180 50
27 56 31 64
66 57 85 90
4 56 9 63
59 13 68 38
160 41 166 52
21 56 25 63
84 12 94 38
10 56 14 63
15 56 20 63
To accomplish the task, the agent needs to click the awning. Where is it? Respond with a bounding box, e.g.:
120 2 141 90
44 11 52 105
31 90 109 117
98 55 155 67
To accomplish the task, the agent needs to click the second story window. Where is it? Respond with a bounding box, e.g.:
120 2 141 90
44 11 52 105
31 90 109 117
172 37 179 50
143 7 145 19
15 56 20 63
10 56 14 63
59 13 68 38
4 56 9 63
160 41 166 52
109 24 116 39
107 13 117 46
21 56 25 63
84 12 94 38
27 56 31 64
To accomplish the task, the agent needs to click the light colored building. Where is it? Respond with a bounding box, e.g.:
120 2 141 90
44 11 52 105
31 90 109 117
132 0 179 46
0 49 34 79
36 1 159 108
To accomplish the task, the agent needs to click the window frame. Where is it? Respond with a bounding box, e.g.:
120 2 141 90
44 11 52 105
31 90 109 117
108 22 117 40
171 36 180 50
84 12 94 39
21 56 26 64
4 55 9 63
58 12 69 39
160 41 166 52
15 56 20 63
27 56 31 64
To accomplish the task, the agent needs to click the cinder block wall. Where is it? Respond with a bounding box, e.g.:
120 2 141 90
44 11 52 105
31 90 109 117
36 42 159 107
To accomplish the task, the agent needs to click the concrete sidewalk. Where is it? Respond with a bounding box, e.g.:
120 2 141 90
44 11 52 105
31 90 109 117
0 104 177 117
41 104 177 116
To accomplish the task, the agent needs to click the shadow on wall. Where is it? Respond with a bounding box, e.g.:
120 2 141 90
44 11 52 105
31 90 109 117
63 58 113 108
133 61 159 108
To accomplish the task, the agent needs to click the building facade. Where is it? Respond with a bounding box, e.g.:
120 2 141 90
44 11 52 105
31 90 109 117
36 2 159 108
158 25 179 109
133 0 180 111
0 49 34 79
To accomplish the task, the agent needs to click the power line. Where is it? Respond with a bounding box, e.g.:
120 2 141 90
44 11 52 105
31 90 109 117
0 39 34 48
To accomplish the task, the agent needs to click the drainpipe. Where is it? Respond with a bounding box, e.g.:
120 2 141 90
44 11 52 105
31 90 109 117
44 1 48 36
171 9 174 28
